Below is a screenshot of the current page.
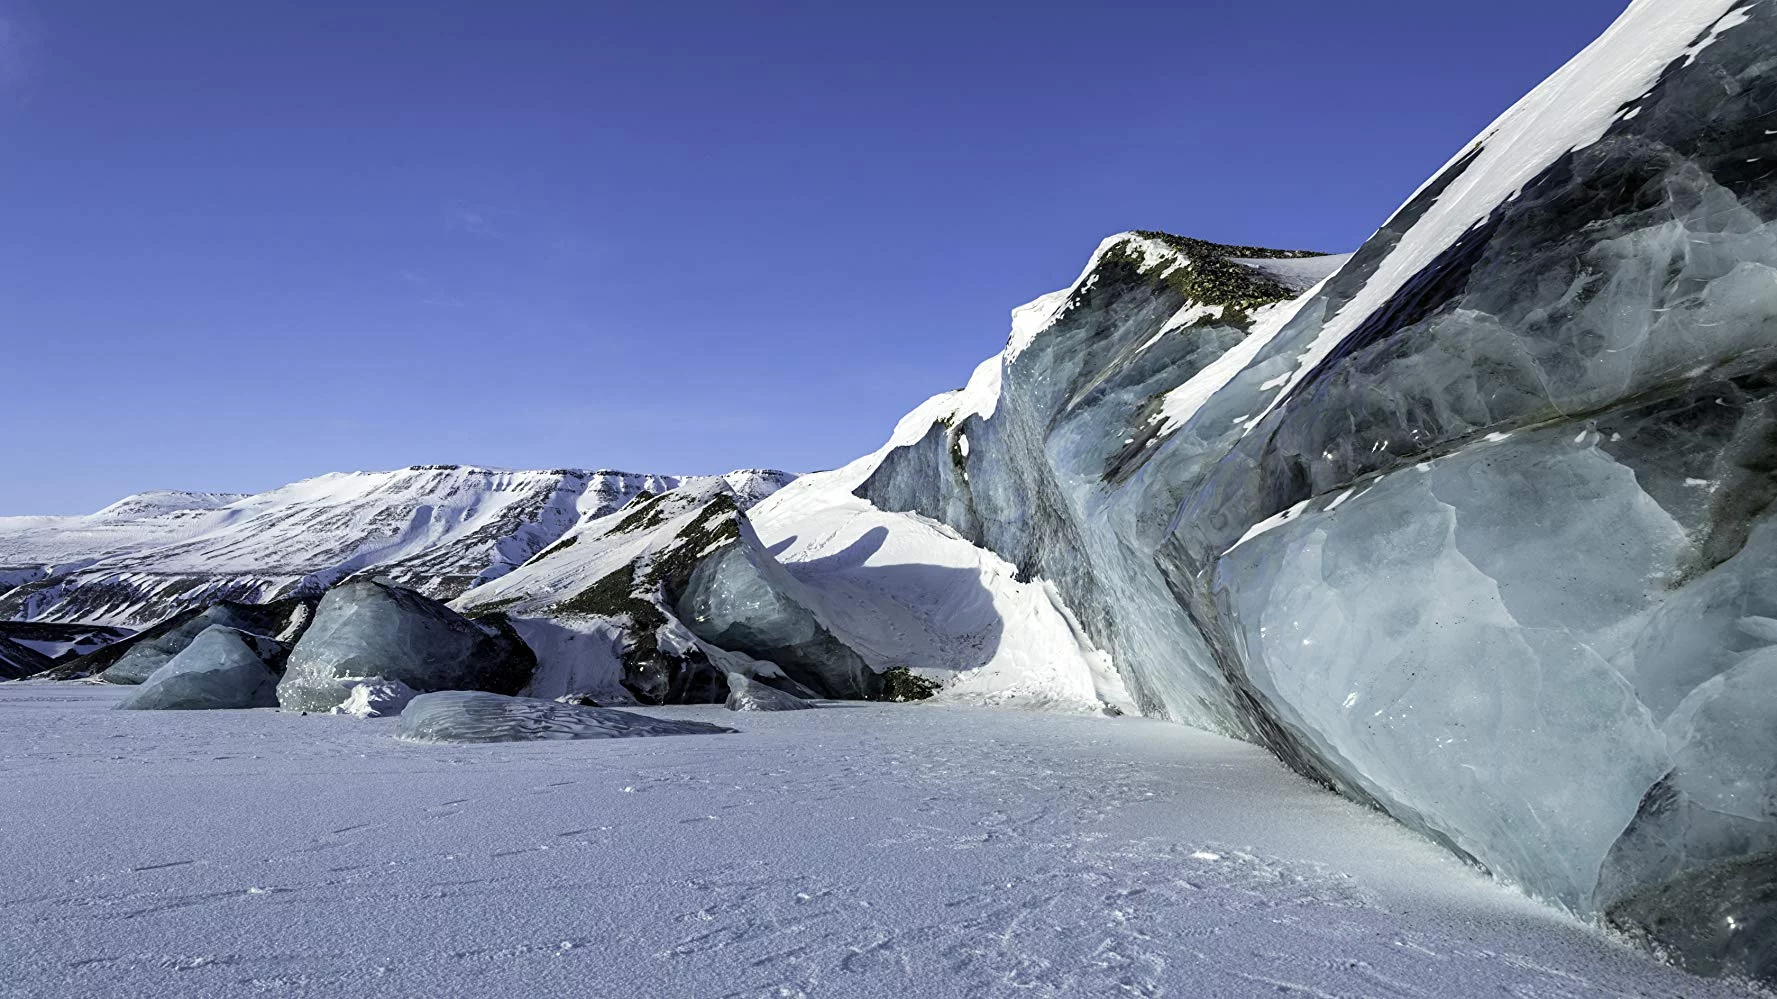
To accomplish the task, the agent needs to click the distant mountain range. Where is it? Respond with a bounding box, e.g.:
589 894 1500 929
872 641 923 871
0 466 792 627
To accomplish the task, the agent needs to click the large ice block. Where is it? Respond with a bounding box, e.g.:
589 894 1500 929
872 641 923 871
114 625 284 710
278 581 535 713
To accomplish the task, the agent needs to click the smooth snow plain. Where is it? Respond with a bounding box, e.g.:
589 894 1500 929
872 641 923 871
0 683 1760 999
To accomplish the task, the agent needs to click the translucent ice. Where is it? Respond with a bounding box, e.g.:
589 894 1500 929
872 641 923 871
838 4 1777 980
114 626 283 711
278 581 534 713
98 599 308 684
725 671 813 712
677 541 881 700
394 691 733 743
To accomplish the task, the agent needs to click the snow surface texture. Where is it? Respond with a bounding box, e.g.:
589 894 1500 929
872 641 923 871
0 684 1757 999
113 626 283 711
0 467 793 627
725 671 813 711
330 678 418 719
801 0 1777 981
395 690 734 743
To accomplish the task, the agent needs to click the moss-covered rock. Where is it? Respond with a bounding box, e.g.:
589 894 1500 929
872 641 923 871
875 666 941 703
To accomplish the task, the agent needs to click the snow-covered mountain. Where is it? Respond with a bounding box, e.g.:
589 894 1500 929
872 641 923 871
0 466 793 627
6 0 1773 986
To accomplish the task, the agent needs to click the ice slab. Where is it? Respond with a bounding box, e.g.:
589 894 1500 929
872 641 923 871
394 691 734 743
725 671 813 712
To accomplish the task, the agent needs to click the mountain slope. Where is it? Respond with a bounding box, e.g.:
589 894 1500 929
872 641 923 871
0 467 793 628
455 475 873 706
0 635 52 680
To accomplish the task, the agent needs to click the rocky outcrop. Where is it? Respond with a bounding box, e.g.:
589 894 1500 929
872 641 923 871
277 581 535 713
0 635 51 680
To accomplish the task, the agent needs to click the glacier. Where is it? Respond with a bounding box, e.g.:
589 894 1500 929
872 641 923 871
3 0 1776 984
750 0 1777 980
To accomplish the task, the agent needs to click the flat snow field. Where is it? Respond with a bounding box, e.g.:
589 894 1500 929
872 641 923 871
0 685 1760 999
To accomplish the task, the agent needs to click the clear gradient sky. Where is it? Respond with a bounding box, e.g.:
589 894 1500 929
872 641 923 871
3 0 1631 514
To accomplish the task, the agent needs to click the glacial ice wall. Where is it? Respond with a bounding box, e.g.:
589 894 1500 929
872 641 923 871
851 0 1777 979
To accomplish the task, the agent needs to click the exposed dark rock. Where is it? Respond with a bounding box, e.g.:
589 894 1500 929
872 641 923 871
0 635 52 680
0 620 133 666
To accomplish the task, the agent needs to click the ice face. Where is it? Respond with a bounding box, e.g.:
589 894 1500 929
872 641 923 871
1170 11 1777 958
114 626 283 711
725 671 813 712
394 691 734 744
676 541 882 700
839 5 1777 980
277 581 535 713
1211 430 1679 910
96 599 308 685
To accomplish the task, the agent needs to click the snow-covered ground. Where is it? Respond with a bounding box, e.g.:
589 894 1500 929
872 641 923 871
0 684 1756 999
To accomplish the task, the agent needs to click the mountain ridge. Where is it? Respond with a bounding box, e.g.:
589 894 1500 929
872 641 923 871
0 465 795 627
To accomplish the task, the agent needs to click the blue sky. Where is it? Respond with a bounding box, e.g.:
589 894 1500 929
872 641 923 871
2 0 1630 514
